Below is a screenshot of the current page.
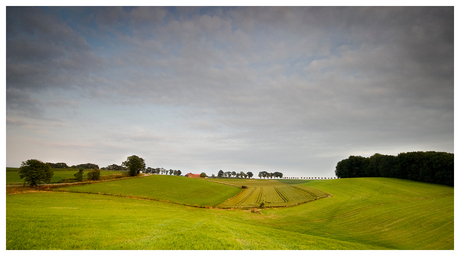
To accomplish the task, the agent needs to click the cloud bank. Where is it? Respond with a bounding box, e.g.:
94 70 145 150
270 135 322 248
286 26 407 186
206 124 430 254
6 7 454 177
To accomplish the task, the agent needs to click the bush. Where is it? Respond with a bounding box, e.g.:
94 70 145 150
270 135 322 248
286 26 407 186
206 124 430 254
74 168 84 182
87 168 101 180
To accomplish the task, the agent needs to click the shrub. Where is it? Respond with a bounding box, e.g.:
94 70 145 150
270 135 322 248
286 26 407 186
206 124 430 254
87 168 101 180
74 168 84 182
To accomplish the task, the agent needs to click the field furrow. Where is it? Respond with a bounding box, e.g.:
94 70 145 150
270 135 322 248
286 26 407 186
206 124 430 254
274 187 288 202
256 188 264 203
236 187 256 206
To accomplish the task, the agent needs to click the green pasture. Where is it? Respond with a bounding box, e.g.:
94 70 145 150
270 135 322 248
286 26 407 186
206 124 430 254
6 192 371 250
6 168 126 184
260 178 454 250
6 177 454 249
59 175 241 207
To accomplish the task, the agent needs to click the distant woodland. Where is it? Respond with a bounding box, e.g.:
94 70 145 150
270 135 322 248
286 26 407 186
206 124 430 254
335 151 454 186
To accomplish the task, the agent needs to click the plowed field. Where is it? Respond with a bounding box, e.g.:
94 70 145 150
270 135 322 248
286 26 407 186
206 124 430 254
214 179 329 208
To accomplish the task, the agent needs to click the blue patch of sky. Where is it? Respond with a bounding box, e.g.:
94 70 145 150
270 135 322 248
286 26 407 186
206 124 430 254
41 7 114 56
328 29 362 56
285 52 330 78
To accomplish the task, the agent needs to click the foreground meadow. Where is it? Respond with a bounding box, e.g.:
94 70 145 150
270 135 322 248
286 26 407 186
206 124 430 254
6 177 454 249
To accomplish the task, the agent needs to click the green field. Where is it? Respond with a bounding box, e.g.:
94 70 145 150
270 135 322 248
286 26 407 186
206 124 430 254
59 175 241 207
6 177 454 249
6 168 126 184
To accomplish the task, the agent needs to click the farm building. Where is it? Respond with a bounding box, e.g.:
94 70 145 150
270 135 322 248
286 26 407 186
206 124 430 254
185 173 201 178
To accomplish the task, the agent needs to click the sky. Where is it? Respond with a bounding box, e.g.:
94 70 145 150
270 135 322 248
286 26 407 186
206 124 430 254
5 6 454 178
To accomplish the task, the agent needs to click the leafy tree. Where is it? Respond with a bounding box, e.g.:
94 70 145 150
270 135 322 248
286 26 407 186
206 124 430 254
258 171 268 179
247 172 253 179
200 172 207 178
274 172 283 179
231 171 236 177
218 170 224 178
122 155 146 176
74 167 84 182
19 159 54 187
87 168 101 180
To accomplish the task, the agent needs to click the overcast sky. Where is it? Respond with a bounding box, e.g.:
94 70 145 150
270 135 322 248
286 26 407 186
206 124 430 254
5 6 454 177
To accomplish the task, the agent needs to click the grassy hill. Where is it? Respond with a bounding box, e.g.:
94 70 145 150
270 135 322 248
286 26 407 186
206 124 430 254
260 178 454 249
6 177 453 249
59 175 241 207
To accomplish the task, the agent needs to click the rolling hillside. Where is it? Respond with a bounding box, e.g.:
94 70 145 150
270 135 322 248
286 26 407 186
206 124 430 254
6 177 453 249
59 174 242 207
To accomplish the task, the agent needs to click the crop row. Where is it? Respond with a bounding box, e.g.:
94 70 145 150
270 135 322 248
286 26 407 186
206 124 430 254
217 184 328 208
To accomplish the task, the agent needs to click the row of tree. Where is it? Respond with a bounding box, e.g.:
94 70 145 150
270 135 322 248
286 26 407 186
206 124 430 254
43 160 284 180
215 170 284 179
101 164 126 171
217 170 254 178
335 151 454 186
46 162 100 170
258 171 283 179
144 167 182 176
45 158 182 177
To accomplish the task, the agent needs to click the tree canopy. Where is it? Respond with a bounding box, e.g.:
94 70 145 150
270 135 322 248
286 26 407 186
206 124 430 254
335 151 453 186
122 155 146 176
19 159 54 187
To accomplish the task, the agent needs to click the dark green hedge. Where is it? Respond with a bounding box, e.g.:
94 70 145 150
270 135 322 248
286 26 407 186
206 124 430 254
335 151 453 186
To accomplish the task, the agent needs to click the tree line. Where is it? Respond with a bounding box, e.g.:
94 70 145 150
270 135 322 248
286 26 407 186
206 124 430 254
20 155 285 187
335 151 453 186
258 171 283 179
217 170 253 179
47 162 99 170
215 170 283 179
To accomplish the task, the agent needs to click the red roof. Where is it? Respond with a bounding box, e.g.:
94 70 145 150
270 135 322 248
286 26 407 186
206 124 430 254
186 173 201 178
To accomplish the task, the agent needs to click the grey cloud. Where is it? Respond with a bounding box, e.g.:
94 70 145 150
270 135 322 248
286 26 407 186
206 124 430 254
6 7 453 174
6 88 44 117
7 7 105 91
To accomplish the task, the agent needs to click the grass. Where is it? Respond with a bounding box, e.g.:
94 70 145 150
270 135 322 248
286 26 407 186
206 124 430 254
6 168 126 184
6 177 454 249
259 178 454 250
59 175 242 207
6 192 377 250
